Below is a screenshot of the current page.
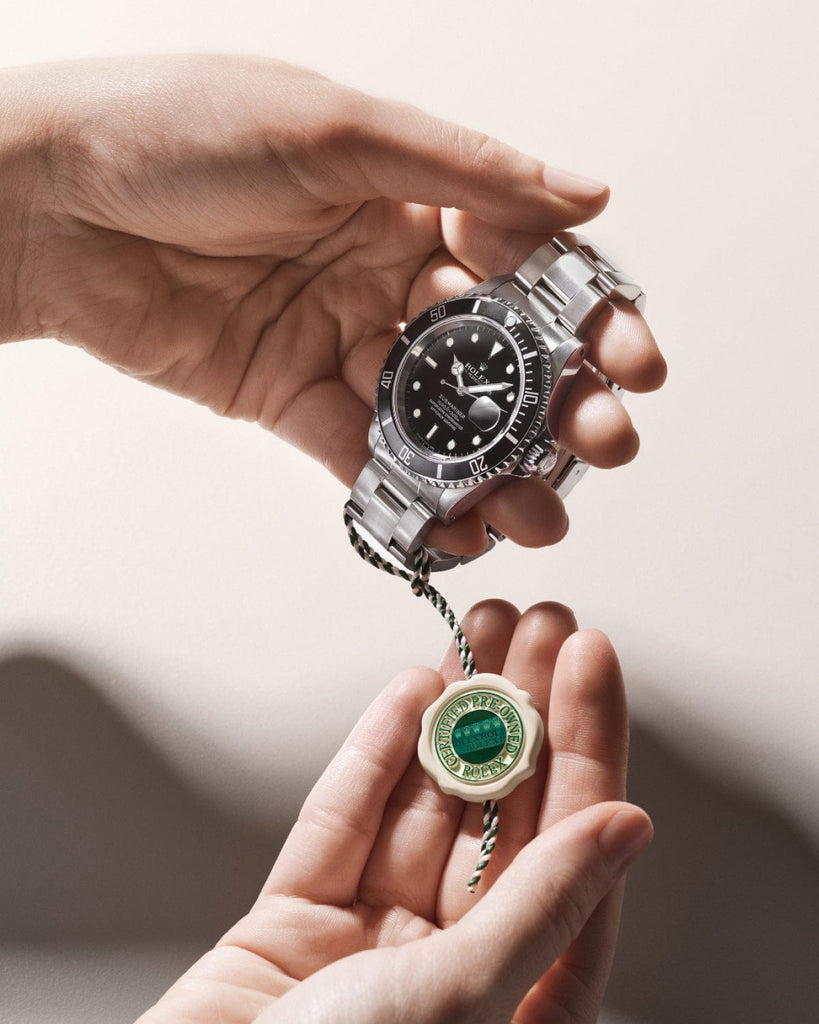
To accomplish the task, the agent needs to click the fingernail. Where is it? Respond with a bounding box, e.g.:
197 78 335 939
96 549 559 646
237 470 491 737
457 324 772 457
598 809 654 876
542 164 608 201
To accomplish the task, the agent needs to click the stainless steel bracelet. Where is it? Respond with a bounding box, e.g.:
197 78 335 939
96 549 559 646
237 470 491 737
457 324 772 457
485 231 644 498
345 233 645 572
500 231 646 334
346 429 490 572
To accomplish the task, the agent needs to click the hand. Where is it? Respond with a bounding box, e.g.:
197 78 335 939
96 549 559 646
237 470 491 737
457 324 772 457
137 601 652 1024
2 55 665 556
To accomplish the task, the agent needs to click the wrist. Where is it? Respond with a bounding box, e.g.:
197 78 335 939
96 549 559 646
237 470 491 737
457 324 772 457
0 66 57 343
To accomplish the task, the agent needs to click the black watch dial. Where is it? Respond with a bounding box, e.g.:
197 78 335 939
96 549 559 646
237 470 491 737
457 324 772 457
376 297 549 486
395 318 522 459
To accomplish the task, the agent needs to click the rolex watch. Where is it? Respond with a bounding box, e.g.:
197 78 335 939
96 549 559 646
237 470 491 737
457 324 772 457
344 232 645 571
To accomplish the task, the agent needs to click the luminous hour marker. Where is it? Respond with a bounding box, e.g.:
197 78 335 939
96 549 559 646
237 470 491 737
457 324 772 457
447 439 456 451
506 363 514 374
412 380 421 391
425 355 438 368
426 425 439 440
413 408 421 418
489 341 504 359
506 392 515 403
446 337 454 347
472 435 481 446
471 332 479 342
412 345 422 356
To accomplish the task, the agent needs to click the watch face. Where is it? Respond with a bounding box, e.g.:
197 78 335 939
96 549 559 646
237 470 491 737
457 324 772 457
377 297 549 485
395 318 520 459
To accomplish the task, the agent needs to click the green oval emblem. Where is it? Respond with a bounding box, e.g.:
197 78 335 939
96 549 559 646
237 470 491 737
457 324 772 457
434 690 524 784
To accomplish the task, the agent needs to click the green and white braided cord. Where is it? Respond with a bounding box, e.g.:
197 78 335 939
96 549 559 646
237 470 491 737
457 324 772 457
344 512 476 677
468 800 500 892
344 512 499 891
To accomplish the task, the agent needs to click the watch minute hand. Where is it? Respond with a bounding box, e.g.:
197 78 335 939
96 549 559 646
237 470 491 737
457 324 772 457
461 382 514 394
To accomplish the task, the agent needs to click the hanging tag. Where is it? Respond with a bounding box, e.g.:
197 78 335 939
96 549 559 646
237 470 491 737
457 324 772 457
418 674 544 802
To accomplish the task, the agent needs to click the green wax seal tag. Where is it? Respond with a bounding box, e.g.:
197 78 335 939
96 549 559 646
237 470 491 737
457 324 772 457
417 673 544 802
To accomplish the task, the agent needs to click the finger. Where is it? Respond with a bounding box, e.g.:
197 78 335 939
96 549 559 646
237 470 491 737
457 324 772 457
513 630 630 1023
436 604 577 917
446 803 653 1022
515 885 626 1024
587 298 666 392
404 251 479 324
272 376 372 487
492 604 579 848
441 208 555 280
344 93 609 232
359 601 520 920
539 629 629 830
475 476 569 548
442 210 666 391
261 665 444 907
437 598 520 683
556 363 640 468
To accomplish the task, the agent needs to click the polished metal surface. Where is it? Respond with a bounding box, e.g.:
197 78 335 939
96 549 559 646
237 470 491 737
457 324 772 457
345 233 643 571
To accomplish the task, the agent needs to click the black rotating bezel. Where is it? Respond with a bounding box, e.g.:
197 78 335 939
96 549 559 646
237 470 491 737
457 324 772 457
376 296 550 486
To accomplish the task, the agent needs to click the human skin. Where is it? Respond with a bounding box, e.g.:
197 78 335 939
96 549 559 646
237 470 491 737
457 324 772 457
0 54 665 557
136 600 652 1024
0 56 658 1021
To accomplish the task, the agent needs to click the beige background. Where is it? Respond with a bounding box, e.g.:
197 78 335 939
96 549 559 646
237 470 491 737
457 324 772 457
1 1 817 1021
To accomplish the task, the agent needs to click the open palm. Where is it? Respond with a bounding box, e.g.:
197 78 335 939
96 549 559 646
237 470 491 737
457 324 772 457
13 55 665 556
137 600 651 1024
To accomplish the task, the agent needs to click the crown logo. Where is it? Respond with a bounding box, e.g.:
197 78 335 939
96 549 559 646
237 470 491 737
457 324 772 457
479 362 488 371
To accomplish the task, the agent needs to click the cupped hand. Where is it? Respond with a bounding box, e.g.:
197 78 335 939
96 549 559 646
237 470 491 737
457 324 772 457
137 601 652 1024
7 54 665 555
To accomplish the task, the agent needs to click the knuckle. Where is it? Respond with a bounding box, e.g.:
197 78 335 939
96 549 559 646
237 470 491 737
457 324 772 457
50 110 113 210
315 83 368 143
456 125 505 176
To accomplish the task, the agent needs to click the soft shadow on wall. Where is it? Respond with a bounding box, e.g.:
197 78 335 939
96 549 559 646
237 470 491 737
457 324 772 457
1 653 818 1024
0 652 285 945
609 717 819 1024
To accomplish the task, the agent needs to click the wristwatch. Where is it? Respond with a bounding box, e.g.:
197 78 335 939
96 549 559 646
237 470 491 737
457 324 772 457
344 232 645 572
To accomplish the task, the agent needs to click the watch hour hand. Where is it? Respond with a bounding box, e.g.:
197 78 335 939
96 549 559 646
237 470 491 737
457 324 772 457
451 356 466 391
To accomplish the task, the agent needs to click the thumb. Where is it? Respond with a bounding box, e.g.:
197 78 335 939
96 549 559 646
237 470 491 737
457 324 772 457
343 92 609 233
446 802 653 1018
